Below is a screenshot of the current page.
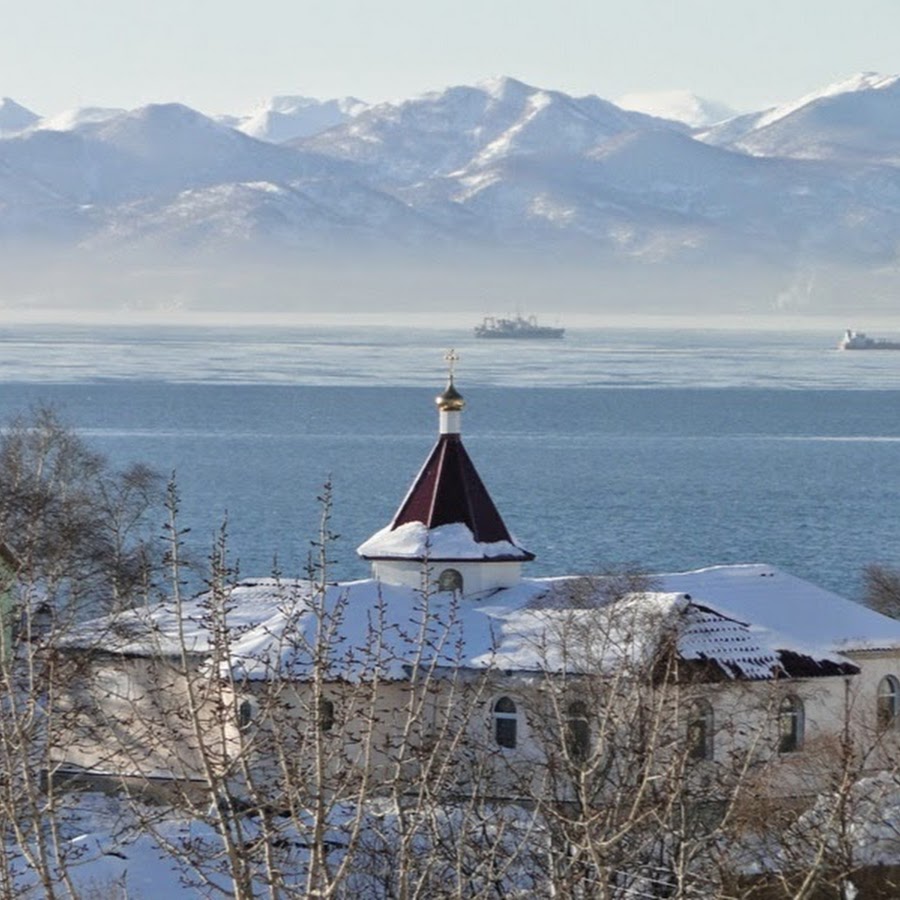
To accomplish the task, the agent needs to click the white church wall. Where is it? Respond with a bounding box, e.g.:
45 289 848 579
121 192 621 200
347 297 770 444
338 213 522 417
52 647 900 810
54 654 224 782
370 559 524 595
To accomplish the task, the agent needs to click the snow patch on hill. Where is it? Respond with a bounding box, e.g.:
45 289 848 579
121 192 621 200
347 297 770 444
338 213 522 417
237 95 367 143
34 106 125 132
616 89 737 127
755 71 900 130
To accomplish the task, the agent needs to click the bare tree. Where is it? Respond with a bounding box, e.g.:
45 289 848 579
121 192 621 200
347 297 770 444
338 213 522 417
862 563 900 620
0 601 85 898
490 572 881 900
0 405 164 616
0 407 166 898
32 470 900 898
731 677 900 900
62 482 553 898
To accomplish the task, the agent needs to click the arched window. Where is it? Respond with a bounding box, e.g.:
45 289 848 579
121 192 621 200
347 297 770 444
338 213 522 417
494 696 518 749
877 675 900 730
565 700 590 763
687 700 714 761
318 697 335 732
778 695 804 753
437 568 463 594
238 699 253 731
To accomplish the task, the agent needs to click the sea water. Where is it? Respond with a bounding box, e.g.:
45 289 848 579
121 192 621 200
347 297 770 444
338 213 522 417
0 322 899 599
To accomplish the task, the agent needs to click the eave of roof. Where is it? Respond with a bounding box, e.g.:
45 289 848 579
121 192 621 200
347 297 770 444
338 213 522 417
358 521 534 562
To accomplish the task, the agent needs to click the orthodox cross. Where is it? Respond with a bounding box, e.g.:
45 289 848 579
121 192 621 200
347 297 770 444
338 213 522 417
444 348 459 384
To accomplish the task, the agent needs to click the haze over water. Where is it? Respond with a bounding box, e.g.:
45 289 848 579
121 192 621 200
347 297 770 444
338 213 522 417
1 322 898 388
1 322 899 599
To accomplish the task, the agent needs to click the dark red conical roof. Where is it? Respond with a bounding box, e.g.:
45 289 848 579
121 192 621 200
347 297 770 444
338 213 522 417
386 432 534 560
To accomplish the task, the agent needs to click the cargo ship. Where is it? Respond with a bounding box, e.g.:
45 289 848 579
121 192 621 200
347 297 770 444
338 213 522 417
474 314 565 340
838 329 900 350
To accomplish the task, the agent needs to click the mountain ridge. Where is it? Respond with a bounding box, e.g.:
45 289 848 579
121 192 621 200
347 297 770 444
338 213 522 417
2 72 900 315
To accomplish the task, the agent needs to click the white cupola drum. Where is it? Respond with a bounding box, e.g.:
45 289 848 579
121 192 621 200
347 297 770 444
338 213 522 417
357 351 534 596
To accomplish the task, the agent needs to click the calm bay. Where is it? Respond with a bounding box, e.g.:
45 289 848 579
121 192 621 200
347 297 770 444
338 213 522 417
1 321 899 598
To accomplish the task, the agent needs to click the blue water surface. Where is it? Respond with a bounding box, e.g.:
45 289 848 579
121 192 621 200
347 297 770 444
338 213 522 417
0 323 899 598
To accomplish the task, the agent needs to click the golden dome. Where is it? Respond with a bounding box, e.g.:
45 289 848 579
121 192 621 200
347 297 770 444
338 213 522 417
436 379 465 412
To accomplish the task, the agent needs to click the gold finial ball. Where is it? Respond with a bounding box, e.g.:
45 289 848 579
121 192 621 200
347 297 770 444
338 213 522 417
436 348 465 411
436 381 465 412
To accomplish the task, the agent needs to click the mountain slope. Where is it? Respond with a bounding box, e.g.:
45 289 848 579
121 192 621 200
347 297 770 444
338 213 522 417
299 77 679 185
410 127 900 263
699 73 900 164
0 103 352 205
82 178 456 254
0 97 39 136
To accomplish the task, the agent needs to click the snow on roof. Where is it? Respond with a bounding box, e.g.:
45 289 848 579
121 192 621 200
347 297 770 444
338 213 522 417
657 564 900 655
357 521 531 561
66 563 891 683
223 578 854 682
473 584 854 681
476 590 704 676
66 579 311 658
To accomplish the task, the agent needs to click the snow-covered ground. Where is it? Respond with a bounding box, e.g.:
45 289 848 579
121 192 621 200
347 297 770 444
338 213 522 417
20 776 900 897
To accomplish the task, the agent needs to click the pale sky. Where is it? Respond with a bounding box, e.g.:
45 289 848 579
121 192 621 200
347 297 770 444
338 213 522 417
3 0 898 117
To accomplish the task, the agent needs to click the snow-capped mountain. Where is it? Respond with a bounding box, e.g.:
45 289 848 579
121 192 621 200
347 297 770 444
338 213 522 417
299 76 681 186
699 72 900 164
0 102 355 206
3 72 900 312
616 90 737 128
235 95 367 143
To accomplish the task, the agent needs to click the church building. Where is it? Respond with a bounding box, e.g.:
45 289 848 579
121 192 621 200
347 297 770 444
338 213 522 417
53 359 900 801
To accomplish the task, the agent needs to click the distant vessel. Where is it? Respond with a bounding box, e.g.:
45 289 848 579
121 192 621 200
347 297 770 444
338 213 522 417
474 314 565 340
838 329 900 350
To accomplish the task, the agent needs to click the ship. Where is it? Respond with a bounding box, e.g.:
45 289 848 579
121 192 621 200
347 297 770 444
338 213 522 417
838 329 900 350
474 314 565 340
